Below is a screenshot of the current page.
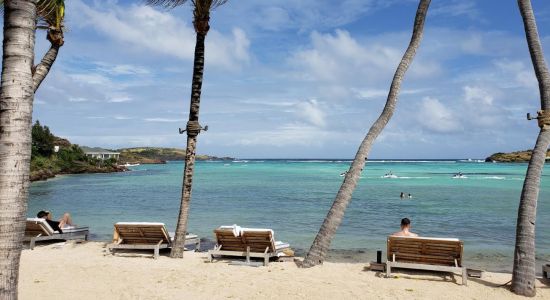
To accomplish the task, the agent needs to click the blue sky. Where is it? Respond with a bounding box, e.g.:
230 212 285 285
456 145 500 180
30 0 550 159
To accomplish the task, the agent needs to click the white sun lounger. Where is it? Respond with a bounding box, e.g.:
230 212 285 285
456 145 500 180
107 222 200 259
208 226 290 266
24 218 89 250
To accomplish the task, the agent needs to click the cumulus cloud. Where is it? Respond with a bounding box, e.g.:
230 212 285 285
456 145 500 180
291 30 441 84
294 99 326 127
417 97 462 133
71 0 250 70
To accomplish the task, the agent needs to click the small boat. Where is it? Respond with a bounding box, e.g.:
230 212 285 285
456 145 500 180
340 171 348 177
452 172 467 179
382 172 398 179
123 163 140 167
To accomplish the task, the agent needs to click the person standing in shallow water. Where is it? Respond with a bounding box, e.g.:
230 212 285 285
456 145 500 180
400 192 405 199
392 218 418 237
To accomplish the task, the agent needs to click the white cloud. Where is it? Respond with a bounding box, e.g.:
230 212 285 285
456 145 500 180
69 97 88 102
95 63 150 75
72 0 250 70
417 97 462 133
69 73 111 86
107 95 132 103
291 30 441 84
464 86 493 106
114 115 133 120
144 118 184 123
230 123 332 147
431 0 479 19
294 99 326 127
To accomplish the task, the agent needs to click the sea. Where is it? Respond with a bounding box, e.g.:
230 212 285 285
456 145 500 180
28 159 550 273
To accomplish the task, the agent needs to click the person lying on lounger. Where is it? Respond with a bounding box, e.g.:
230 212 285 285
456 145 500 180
392 218 418 237
37 210 75 233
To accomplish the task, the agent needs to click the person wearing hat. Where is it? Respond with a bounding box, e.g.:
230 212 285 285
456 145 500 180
36 210 74 233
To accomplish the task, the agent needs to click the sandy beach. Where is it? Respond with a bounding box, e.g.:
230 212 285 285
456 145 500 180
18 241 549 300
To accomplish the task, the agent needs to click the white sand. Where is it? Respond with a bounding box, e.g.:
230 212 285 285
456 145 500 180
19 241 550 300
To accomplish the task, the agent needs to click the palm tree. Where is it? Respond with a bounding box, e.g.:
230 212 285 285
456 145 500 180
146 0 228 258
511 0 550 296
32 0 65 91
301 0 432 268
0 1 37 298
0 0 65 92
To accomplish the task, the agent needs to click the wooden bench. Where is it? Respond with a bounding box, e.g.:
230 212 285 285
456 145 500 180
24 218 89 250
386 236 467 285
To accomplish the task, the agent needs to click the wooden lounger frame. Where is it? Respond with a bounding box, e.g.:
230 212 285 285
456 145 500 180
208 229 278 266
24 219 89 250
386 236 467 285
107 223 200 259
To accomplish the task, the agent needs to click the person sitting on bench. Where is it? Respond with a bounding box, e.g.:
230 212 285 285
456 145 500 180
392 218 418 237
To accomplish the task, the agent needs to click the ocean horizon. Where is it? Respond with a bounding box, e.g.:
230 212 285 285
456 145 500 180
29 159 550 273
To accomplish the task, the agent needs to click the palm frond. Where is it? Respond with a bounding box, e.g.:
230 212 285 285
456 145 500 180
0 0 65 29
37 0 65 29
192 0 228 19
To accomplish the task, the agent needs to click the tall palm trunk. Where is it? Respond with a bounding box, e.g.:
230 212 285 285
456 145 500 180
0 0 37 299
301 0 431 268
170 16 209 258
511 0 550 296
33 28 63 91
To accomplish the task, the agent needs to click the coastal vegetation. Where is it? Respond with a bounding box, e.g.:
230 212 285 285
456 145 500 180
30 121 124 182
512 0 550 296
486 149 550 162
302 0 431 267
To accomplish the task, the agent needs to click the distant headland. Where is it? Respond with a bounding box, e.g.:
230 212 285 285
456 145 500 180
117 147 234 164
30 121 234 182
485 149 550 163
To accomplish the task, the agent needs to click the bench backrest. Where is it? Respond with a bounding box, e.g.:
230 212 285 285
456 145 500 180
387 236 463 267
214 228 247 251
25 218 54 237
214 228 275 253
113 222 170 245
241 229 275 253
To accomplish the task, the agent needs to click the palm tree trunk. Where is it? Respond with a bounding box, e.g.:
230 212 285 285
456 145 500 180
170 30 207 258
301 0 431 268
511 0 550 296
32 40 60 92
0 0 37 299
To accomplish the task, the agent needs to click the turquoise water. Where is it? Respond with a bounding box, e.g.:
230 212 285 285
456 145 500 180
29 160 550 272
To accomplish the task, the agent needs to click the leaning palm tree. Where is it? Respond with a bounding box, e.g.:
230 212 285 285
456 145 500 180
146 0 228 258
1 0 65 92
511 0 550 296
32 0 65 91
0 1 38 298
302 0 432 267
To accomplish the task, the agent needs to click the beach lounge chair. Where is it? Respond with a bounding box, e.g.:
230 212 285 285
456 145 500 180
24 218 89 250
543 263 549 279
107 222 200 259
386 236 467 285
208 226 291 266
